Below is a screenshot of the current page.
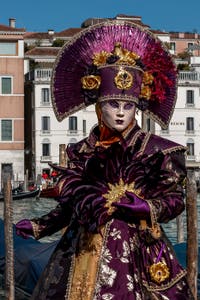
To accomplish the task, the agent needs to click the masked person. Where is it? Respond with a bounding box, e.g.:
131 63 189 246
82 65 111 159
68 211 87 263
16 21 194 300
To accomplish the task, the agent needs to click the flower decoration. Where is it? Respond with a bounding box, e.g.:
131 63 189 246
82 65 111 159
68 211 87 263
142 71 154 85
93 51 111 66
149 261 170 283
81 75 101 90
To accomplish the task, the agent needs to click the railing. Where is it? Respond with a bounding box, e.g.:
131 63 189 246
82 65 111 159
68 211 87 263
40 156 52 162
25 69 52 82
179 71 200 82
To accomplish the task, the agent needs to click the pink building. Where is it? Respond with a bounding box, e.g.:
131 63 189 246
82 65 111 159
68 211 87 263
0 18 25 188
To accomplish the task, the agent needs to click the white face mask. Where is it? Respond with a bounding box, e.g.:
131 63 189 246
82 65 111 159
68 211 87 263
100 100 136 132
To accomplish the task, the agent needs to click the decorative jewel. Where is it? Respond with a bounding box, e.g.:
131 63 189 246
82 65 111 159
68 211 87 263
102 178 142 215
114 68 133 90
149 261 170 284
81 75 101 90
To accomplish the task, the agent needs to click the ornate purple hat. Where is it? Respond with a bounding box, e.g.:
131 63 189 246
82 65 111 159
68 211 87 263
51 20 177 128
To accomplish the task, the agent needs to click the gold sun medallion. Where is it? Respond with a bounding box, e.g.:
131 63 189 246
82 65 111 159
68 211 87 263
114 68 134 90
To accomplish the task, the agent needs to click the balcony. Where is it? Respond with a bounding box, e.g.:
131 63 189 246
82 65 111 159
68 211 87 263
179 71 200 82
40 156 52 162
40 130 51 135
25 68 52 82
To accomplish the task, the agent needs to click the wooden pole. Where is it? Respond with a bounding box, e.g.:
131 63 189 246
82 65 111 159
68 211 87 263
176 214 184 243
59 144 66 167
186 171 198 299
3 173 15 300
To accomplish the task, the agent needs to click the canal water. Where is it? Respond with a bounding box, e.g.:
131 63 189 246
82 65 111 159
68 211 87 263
0 195 200 299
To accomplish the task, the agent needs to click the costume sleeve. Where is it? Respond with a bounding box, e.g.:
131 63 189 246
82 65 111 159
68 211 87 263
151 150 186 223
29 201 72 239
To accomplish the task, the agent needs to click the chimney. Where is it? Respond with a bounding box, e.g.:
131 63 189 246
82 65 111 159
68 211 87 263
48 29 54 35
9 18 16 28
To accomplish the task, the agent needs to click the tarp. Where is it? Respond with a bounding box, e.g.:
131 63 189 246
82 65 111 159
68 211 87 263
0 218 57 296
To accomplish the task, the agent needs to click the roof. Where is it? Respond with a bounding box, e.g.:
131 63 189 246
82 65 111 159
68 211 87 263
25 47 60 56
0 23 25 33
56 28 83 37
23 32 55 39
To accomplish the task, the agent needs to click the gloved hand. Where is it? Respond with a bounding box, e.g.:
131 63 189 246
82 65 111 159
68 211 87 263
113 191 150 218
15 219 34 239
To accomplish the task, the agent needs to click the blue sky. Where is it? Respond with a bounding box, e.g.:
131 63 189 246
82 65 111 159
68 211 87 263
1 0 200 33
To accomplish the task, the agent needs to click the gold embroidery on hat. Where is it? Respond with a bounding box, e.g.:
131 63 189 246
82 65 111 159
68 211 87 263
114 68 133 90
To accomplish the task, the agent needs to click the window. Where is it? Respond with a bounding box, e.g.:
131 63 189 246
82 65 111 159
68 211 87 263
146 118 151 132
186 117 194 132
1 77 12 94
170 42 176 52
161 126 169 134
187 139 195 156
69 116 77 131
1 120 12 141
186 90 194 106
42 143 50 156
188 43 194 53
83 120 86 135
41 88 50 104
42 116 50 132
0 42 17 55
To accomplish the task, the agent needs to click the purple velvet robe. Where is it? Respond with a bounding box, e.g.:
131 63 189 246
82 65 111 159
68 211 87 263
30 123 194 300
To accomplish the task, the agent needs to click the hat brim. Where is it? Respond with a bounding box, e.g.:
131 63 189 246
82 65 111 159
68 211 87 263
51 20 177 128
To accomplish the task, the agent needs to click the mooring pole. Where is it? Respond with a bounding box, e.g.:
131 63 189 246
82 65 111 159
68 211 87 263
186 171 198 299
3 173 15 300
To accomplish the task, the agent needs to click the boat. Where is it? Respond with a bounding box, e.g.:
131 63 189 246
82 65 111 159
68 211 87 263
0 188 40 201
40 185 59 198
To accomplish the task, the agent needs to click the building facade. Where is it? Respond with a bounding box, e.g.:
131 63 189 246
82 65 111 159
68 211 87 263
0 19 25 189
1 15 200 184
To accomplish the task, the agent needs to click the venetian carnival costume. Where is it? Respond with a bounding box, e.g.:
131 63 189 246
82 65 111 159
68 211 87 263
16 21 194 299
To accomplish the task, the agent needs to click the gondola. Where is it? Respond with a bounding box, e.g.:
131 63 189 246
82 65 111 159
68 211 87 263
40 185 59 198
0 188 40 201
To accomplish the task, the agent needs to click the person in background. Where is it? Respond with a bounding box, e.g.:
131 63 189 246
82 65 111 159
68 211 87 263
15 21 194 299
42 171 49 180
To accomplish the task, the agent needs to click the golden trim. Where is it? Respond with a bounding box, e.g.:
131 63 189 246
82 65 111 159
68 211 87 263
97 94 139 103
66 229 104 300
136 131 151 157
30 221 40 240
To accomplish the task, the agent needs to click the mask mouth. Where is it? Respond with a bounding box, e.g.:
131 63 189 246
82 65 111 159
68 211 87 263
115 120 124 124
